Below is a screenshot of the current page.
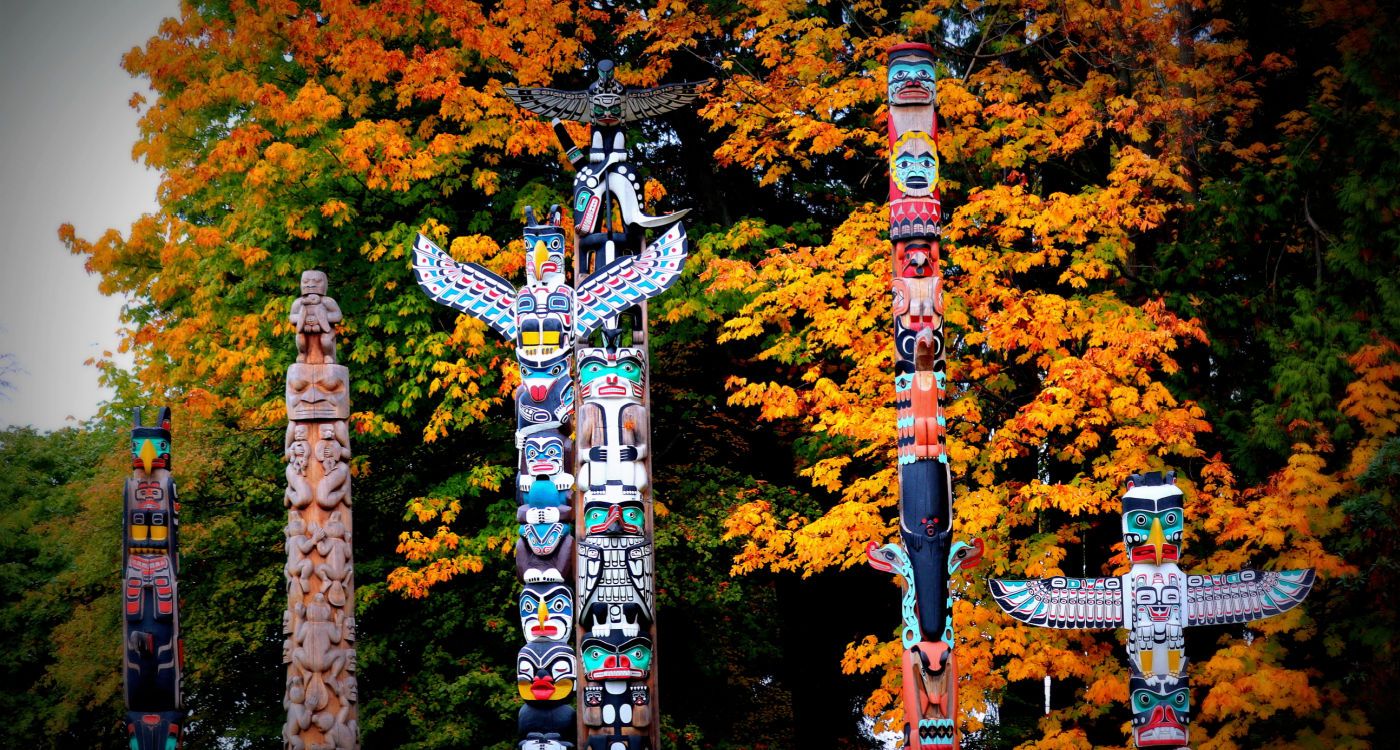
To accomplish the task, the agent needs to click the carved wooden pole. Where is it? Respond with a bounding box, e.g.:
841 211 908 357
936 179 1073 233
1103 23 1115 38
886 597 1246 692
864 42 985 750
989 471 1315 749
283 269 359 750
123 407 185 749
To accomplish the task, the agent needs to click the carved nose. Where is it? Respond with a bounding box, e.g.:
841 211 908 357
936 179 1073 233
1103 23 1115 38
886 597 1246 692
529 385 548 401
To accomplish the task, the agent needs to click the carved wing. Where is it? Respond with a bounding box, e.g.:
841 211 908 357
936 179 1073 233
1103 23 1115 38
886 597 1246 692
574 222 688 337
620 81 709 123
412 233 517 341
989 576 1125 630
1185 569 1315 627
503 86 591 123
627 540 656 617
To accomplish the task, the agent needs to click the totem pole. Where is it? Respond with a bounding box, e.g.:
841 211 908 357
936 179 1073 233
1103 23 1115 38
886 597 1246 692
283 269 359 750
990 472 1316 748
863 43 985 750
414 179 690 746
123 407 184 749
506 59 706 750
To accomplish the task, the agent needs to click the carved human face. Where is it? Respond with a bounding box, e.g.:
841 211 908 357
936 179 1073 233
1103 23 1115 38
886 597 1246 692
516 642 577 701
891 132 939 197
523 434 568 477
1132 571 1182 627
887 51 937 105
516 288 574 366
1130 674 1190 747
1122 481 1185 565
577 347 645 400
580 631 653 680
300 269 328 296
519 582 573 642
286 363 350 420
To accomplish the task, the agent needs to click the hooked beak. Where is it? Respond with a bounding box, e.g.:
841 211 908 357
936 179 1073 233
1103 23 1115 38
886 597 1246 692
139 441 157 474
1148 518 1166 565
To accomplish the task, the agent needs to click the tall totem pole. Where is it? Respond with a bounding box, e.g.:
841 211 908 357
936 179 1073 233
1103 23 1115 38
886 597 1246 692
123 407 184 750
864 43 985 750
283 270 359 750
990 472 1315 749
414 57 702 749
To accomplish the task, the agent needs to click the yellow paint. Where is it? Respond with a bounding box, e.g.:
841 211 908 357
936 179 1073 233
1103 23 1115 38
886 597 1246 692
151 525 168 541
531 240 548 279
1148 517 1166 565
132 524 149 542
1168 649 1181 674
139 440 158 474
1140 651 1154 674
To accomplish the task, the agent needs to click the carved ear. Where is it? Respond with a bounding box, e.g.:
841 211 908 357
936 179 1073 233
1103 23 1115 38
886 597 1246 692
132 407 144 428
524 205 538 226
158 406 172 430
548 204 562 226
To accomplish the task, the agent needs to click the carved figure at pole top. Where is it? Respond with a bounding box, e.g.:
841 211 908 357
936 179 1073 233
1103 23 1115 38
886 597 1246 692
291 270 343 364
990 472 1316 749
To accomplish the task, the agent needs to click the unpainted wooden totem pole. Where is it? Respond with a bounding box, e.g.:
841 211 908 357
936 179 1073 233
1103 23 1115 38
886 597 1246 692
283 269 359 750
864 42 986 750
124 407 184 750
990 472 1316 749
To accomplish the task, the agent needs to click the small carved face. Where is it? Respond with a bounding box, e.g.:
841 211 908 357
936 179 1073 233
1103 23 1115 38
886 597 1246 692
523 434 567 477
891 132 939 197
896 240 936 278
1130 674 1190 747
516 642 578 702
516 288 574 366
519 582 573 642
887 52 937 105
286 364 350 420
300 270 328 296
1133 572 1182 625
580 631 653 680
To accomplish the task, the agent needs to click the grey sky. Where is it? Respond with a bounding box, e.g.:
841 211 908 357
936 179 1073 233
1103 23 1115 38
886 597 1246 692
0 0 178 429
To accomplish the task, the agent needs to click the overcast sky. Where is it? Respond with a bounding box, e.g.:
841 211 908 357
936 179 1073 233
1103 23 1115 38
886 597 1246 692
0 0 178 430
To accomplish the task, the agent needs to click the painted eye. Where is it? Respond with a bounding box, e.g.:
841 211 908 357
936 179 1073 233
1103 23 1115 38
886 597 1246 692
520 599 537 614
1134 513 1148 527
1165 512 1178 526
586 647 604 660
549 598 569 613
630 648 646 660
1135 693 1151 708
1173 692 1188 708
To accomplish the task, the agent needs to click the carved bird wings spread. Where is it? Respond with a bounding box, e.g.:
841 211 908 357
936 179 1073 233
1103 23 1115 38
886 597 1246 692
573 221 688 337
989 576 1126 630
503 87 591 123
412 233 518 341
1185 568 1315 627
504 81 707 124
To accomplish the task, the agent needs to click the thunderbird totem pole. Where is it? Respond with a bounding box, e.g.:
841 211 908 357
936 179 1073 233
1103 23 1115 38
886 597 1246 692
123 407 184 749
283 269 359 750
862 42 986 750
412 56 704 750
990 472 1315 748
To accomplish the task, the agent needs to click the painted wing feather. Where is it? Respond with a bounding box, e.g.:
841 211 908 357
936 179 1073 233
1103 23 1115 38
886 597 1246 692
989 576 1125 630
574 221 688 337
1185 569 1315 626
412 233 517 341
503 86 591 122
619 81 709 123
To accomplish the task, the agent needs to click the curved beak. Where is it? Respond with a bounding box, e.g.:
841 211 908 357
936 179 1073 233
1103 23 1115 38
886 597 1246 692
139 440 157 474
1148 517 1166 565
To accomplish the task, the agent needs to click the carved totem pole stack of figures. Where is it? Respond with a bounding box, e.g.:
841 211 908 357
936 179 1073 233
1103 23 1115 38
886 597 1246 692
283 270 359 750
863 43 985 750
123 408 184 750
411 58 702 750
990 472 1316 749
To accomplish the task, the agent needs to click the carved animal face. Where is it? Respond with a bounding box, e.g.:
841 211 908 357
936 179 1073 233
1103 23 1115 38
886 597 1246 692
891 132 939 198
519 582 574 642
520 521 570 556
516 372 575 428
1130 674 1190 747
516 642 577 702
582 498 646 536
580 630 653 680
516 288 575 366
522 224 566 287
131 428 171 473
1122 476 1185 564
887 50 937 105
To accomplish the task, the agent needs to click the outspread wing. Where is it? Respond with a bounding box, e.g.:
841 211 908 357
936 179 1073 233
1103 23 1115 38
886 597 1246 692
619 81 710 123
989 576 1125 629
574 221 688 337
1186 568 1315 627
412 233 517 341
503 86 591 122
